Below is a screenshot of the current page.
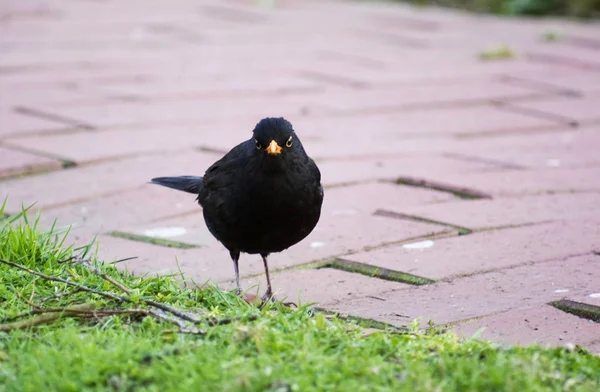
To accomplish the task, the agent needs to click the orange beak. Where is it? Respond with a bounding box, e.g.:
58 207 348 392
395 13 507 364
266 140 282 155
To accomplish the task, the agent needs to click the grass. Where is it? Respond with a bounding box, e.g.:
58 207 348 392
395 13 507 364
479 45 517 61
381 0 600 18
322 258 435 285
550 300 600 323
542 31 562 42
1 201 600 391
109 231 199 249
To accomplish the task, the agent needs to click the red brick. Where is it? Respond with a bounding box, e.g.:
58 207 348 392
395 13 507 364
317 153 499 186
3 125 222 164
220 268 406 306
17 95 330 129
446 126 600 169
0 150 219 212
293 105 560 139
501 71 600 95
295 82 551 113
34 184 205 238
387 192 600 230
86 235 266 286
395 166 600 197
503 95 600 125
326 254 600 326
0 108 75 137
345 220 600 280
77 72 320 101
0 85 105 108
115 184 452 276
452 305 600 349
0 145 61 178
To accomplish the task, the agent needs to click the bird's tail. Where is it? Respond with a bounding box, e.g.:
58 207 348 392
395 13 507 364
150 176 204 194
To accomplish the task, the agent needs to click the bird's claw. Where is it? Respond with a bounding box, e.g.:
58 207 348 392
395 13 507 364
259 290 275 308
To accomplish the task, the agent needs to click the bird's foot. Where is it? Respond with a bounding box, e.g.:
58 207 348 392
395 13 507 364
233 287 242 296
259 290 275 308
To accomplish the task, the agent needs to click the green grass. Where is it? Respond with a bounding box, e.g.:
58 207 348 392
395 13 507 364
479 45 517 61
542 31 562 42
322 259 435 285
550 300 600 323
109 231 199 249
381 0 600 18
1 201 599 391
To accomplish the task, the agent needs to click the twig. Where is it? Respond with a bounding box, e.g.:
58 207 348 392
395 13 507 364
63 308 205 334
39 288 84 303
109 256 138 265
65 255 205 323
0 309 40 324
2 257 199 323
0 258 127 303
66 256 132 295
0 303 95 332
207 314 258 327
1 257 256 335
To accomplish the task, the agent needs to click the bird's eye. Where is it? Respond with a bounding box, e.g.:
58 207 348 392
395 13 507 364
285 136 293 148
255 140 262 150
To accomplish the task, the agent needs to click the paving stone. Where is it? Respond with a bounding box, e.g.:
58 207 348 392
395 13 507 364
0 151 219 212
0 145 61 178
502 94 600 125
326 254 600 327
501 71 600 95
2 0 600 352
3 125 221 164
345 220 600 280
317 153 500 186
586 341 600 356
452 305 600 349
386 192 600 230
88 235 266 286
34 184 205 238
395 166 600 197
293 82 553 114
292 105 562 139
30 94 332 129
219 268 406 307
0 108 77 138
445 126 600 169
0 86 106 109
4 105 563 163
77 72 320 101
115 183 452 278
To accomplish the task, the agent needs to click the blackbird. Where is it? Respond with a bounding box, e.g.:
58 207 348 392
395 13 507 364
150 117 324 302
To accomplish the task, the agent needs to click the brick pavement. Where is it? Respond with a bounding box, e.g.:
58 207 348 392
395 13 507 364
1 0 599 353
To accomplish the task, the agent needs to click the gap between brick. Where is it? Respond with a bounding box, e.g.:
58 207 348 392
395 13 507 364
310 307 409 333
374 209 473 235
321 259 435 285
549 299 600 323
492 100 579 128
14 106 96 130
442 152 527 171
497 74 582 98
0 143 76 179
109 231 199 249
387 176 492 200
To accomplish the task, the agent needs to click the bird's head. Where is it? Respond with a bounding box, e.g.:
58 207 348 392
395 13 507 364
252 117 302 160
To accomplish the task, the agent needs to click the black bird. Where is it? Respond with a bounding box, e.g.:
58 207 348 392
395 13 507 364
151 117 324 302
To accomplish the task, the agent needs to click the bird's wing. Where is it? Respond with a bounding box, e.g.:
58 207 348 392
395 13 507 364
307 157 321 184
198 140 250 203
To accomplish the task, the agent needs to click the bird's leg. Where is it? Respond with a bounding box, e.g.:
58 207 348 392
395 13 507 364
229 250 241 295
260 253 273 302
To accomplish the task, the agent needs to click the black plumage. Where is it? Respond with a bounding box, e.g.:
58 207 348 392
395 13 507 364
151 117 324 301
